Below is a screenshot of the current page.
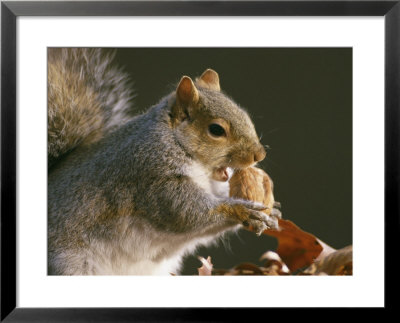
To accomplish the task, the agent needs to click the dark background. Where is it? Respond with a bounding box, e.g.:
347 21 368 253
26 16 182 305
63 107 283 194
111 48 352 275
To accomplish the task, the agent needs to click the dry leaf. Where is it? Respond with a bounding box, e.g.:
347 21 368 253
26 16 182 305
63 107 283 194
213 263 266 275
197 256 213 276
213 258 291 276
263 219 323 272
315 238 337 261
303 245 352 275
232 263 265 275
260 251 290 274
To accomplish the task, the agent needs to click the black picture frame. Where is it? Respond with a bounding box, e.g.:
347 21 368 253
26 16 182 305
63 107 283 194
1 0 398 321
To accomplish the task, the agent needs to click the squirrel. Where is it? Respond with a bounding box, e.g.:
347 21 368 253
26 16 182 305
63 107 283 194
48 48 280 275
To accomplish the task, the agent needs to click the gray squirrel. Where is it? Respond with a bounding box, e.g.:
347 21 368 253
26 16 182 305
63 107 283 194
48 48 280 275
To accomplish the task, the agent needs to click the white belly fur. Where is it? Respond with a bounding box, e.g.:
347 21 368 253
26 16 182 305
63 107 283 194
79 219 236 275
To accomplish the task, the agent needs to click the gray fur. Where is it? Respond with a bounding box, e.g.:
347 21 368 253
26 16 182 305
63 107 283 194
48 48 135 167
48 51 270 275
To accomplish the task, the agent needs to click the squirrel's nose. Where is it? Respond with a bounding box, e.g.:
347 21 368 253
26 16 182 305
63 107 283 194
253 145 266 163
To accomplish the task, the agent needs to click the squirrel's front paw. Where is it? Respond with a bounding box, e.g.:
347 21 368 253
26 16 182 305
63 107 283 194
245 209 279 235
218 200 279 235
271 201 282 219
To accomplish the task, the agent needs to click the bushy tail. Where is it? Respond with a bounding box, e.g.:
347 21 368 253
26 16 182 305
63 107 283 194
48 48 135 168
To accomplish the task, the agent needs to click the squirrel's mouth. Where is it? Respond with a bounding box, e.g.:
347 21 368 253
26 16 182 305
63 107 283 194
212 167 233 182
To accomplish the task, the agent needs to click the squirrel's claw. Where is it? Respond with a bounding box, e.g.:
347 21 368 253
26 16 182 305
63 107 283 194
222 199 277 233
246 210 279 234
273 201 281 210
239 200 268 211
261 212 279 230
271 207 282 219
251 220 268 236
271 201 282 219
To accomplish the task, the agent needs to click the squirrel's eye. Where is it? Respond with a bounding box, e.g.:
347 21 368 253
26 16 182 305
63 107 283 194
208 123 226 137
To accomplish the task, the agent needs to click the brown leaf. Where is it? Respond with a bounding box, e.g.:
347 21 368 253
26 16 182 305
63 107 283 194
213 259 292 276
233 263 265 275
315 238 337 261
303 245 352 275
260 251 290 274
213 263 270 275
263 219 323 272
197 256 213 276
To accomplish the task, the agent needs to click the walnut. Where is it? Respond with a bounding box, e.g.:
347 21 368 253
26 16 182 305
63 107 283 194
229 167 276 215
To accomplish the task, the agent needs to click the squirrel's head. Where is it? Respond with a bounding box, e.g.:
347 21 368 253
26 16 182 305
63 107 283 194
169 69 266 182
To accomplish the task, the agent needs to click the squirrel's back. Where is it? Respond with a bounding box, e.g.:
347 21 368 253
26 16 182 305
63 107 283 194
47 48 135 168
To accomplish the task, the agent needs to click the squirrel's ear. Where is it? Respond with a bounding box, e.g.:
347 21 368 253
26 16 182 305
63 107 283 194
171 76 199 124
176 76 199 106
196 69 220 91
